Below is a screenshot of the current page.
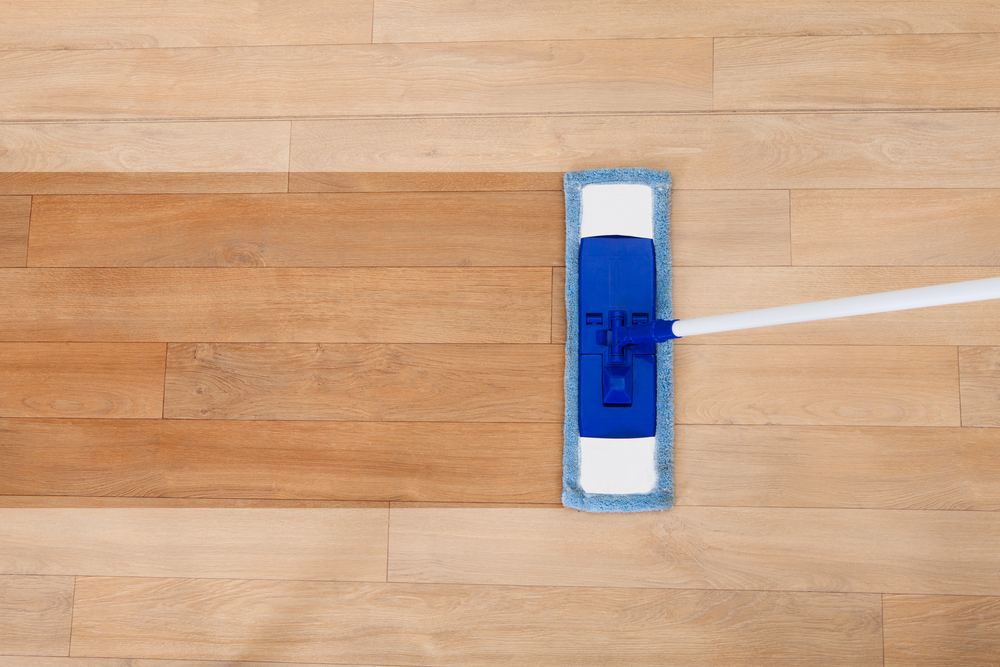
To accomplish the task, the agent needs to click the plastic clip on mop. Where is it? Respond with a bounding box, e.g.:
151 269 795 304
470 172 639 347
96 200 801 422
563 168 1000 513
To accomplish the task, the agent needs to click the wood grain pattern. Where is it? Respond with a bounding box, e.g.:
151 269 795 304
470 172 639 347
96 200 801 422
0 173 290 196
164 343 563 422
0 343 165 419
27 190 790 268
959 346 1000 427
551 268 566 344
1 40 712 122
0 196 31 266
70 577 882 666
715 35 1000 110
0 419 562 503
26 192 564 267
289 171 563 193
672 267 1000 345
0 1 373 49
0 498 384 509
0 508 387 581
373 0 1000 42
671 190 790 266
674 345 960 427
0 659 403 667
389 506 1000 595
0 575 74 656
675 425 1000 509
0 268 551 343
291 113 1000 189
0 123 290 195
884 595 1000 667
791 189 1000 266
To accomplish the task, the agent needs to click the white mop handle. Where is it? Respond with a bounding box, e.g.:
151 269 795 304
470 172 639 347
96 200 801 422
671 276 1000 338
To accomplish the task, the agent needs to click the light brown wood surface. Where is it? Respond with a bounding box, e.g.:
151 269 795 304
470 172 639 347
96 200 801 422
0 343 165 419
26 192 565 267
389 506 1000 595
0 268 551 342
373 0 1000 42
0 123 290 194
24 190 794 268
4 4 1000 664
163 343 563 422
0 196 31 266
0 1 373 49
0 660 408 667
290 113 1000 189
958 346 1000 427
674 345 961 426
1 40 712 121
675 425 1000 510
715 35 1000 110
0 575 74 656
0 419 562 502
70 577 882 666
883 595 1000 667
791 189 1000 265
670 190 791 266
0 508 387 580
289 171 564 193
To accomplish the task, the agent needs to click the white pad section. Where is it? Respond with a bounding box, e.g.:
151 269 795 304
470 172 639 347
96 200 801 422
580 184 653 239
579 437 657 495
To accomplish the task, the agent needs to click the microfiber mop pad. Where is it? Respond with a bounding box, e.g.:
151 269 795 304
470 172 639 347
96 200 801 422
562 168 673 513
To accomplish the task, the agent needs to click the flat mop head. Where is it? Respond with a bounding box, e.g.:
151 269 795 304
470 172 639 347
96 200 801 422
563 168 673 513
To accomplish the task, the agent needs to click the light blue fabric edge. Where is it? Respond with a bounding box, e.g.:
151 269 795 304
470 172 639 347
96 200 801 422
562 168 674 513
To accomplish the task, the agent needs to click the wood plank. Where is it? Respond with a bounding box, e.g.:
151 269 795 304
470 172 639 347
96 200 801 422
959 346 1000 427
0 343 165 419
70 577 882 666
0 122 290 195
0 268 551 343
289 172 563 193
0 575 74 656
674 345 960 427
1 40 712 122
0 498 384 509
291 113 1000 189
0 419 562 503
373 0 1000 42
671 190 790 266
0 508 388 581
0 1 372 49
715 35 1000 110
791 189 1000 266
675 425 1000 510
884 595 1000 667
26 192 565 267
0 660 402 667
27 190 787 268
164 343 563 422
389 506 1000 595
0 196 31 267
672 267 1000 345
0 173 290 196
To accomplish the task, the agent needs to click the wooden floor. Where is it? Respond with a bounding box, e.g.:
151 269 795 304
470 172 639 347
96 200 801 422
3 2 1000 665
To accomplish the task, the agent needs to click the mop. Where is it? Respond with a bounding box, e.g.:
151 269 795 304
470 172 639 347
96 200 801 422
563 168 1000 513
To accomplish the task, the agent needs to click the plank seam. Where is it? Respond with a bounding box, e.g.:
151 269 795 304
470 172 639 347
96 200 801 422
957 346 966 427
5 108 1000 124
21 195 32 267
67 576 77 657
881 593 886 667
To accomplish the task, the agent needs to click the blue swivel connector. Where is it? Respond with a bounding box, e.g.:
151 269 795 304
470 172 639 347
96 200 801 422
614 318 680 346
